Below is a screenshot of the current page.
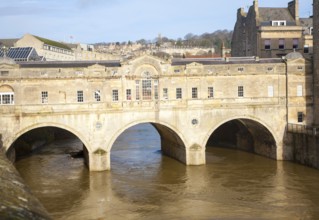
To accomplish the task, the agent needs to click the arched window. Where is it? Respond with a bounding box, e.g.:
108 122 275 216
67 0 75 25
0 85 14 105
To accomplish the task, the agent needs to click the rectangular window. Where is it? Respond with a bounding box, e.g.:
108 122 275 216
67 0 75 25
264 39 271 50
135 80 140 100
1 71 9 76
154 80 158 100
279 39 285 49
94 90 101 102
208 87 214 98
268 86 274 97
298 112 303 123
112 90 119 101
238 86 244 97
176 88 182 99
293 38 299 49
77 90 83 102
142 79 152 100
163 88 168 99
126 89 132 100
304 45 309 53
41 91 48 103
297 85 303 97
192 87 198 99
0 93 14 105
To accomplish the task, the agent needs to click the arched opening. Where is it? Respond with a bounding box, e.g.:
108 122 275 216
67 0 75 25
7 126 88 163
206 119 277 159
9 126 90 214
111 122 187 169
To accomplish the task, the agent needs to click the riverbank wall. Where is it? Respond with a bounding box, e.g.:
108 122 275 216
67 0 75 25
0 149 52 220
288 132 319 169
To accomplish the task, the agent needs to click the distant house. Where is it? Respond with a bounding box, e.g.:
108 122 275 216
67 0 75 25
15 34 74 61
231 0 313 58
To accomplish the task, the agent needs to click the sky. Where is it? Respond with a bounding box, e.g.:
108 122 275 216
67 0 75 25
0 0 313 44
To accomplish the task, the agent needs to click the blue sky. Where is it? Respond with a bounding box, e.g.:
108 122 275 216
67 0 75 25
0 0 313 44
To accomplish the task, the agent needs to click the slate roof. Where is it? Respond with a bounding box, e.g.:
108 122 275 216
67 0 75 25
171 58 284 66
0 39 19 48
17 60 121 68
300 18 313 28
259 8 295 25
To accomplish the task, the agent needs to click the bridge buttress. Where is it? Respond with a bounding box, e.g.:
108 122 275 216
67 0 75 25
84 147 110 171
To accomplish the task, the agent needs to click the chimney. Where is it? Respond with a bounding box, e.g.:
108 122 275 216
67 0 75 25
288 0 300 25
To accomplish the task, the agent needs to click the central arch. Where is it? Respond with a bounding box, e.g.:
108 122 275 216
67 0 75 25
204 117 278 159
109 121 187 166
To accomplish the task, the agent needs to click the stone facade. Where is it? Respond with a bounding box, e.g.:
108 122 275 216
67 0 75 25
0 53 312 171
232 0 313 58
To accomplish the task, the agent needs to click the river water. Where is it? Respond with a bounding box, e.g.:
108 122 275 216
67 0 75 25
15 123 319 220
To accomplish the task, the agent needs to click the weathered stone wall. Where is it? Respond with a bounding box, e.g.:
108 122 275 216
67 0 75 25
0 150 51 219
288 133 319 168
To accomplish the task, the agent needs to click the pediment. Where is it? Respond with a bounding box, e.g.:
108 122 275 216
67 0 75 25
0 63 19 69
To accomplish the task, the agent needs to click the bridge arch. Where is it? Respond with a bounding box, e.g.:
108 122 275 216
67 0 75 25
108 120 188 164
204 116 278 159
6 122 90 161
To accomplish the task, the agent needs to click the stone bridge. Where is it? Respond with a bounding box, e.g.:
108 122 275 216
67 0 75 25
0 54 312 171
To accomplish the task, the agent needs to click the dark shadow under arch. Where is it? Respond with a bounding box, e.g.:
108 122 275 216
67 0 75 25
206 119 277 159
7 126 87 162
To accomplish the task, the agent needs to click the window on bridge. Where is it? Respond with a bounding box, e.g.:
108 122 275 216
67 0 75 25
77 90 84 102
135 80 140 100
41 91 48 103
112 90 119 101
268 86 274 97
176 88 182 99
297 85 303 97
142 80 152 100
154 80 158 100
126 89 131 101
238 86 244 97
0 85 14 105
192 87 198 99
298 112 304 123
208 87 214 99
94 90 101 102
163 88 168 100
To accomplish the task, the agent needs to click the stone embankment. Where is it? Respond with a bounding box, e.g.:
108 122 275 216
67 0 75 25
0 149 51 220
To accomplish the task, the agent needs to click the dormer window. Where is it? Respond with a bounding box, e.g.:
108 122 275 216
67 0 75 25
272 20 286 26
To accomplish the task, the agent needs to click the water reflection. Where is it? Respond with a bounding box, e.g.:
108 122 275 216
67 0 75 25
15 123 319 219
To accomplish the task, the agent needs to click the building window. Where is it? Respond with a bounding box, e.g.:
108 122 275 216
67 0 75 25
126 89 131 100
192 87 198 99
112 90 119 101
272 20 286 26
279 39 285 50
174 69 180 73
268 86 274 97
293 39 299 49
310 27 313 35
297 112 303 123
297 85 303 97
238 86 244 97
163 88 168 99
135 80 140 100
142 79 152 100
0 92 14 105
176 88 182 99
304 45 309 53
41 91 48 103
1 71 9 76
238 67 244 72
208 87 214 98
154 80 158 100
77 90 83 102
94 90 101 102
264 39 271 50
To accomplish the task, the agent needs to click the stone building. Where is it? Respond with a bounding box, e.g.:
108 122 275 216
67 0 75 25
231 0 313 58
